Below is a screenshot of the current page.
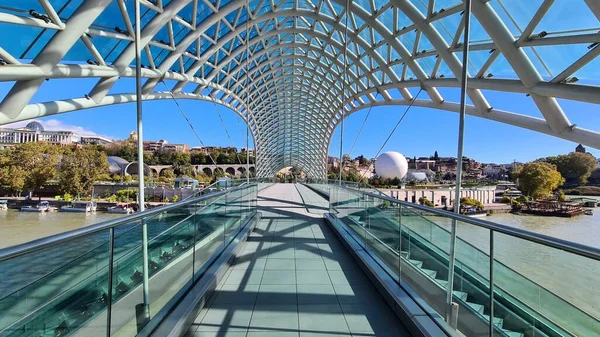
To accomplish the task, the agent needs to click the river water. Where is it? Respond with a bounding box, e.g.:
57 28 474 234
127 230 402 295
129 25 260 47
0 210 122 249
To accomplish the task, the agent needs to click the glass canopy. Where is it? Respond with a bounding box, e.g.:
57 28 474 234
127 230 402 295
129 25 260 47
0 0 599 177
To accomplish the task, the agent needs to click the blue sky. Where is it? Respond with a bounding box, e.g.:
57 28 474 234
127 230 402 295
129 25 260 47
1 78 598 164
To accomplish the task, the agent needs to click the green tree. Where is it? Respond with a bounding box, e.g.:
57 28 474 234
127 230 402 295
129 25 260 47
517 162 565 200
433 151 439 162
0 143 59 195
460 197 484 210
160 168 175 179
116 143 138 162
418 197 434 207
358 155 369 166
174 164 195 177
191 152 207 165
542 152 597 184
0 164 26 195
58 147 109 196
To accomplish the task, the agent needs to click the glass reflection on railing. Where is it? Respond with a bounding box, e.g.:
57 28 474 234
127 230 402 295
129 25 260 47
0 183 258 337
322 182 600 337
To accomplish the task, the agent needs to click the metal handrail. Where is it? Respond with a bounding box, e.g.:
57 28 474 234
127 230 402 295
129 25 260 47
335 185 600 261
0 183 255 263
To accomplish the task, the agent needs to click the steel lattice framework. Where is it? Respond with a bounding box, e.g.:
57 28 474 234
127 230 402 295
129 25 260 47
0 0 599 178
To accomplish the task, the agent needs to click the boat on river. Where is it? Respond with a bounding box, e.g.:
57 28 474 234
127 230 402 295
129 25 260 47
519 200 584 218
61 201 97 213
0 200 7 210
20 201 56 212
107 203 135 214
584 209 593 216
461 206 488 218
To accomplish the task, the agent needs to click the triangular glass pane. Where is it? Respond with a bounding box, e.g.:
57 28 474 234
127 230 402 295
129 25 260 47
436 59 452 78
432 12 462 43
487 53 517 79
416 55 437 74
418 33 434 52
435 0 462 12
526 44 591 80
488 0 542 36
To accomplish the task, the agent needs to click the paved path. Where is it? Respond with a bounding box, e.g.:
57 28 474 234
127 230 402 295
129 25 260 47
186 183 408 337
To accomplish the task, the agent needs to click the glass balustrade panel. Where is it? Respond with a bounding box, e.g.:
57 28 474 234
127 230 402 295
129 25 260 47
493 232 600 337
0 229 111 337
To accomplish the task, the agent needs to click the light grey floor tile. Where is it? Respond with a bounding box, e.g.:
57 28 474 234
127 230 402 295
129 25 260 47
294 230 315 239
224 269 264 285
261 270 297 284
299 333 352 337
265 258 295 270
256 284 297 304
297 284 337 304
317 243 344 254
218 269 233 286
295 259 326 270
232 258 267 270
332 284 377 304
197 305 253 332
212 284 259 305
249 305 299 331
340 304 405 336
267 247 295 259
294 249 323 259
327 270 367 285
298 304 349 333
187 331 247 337
322 255 357 270
296 270 332 285
247 332 299 337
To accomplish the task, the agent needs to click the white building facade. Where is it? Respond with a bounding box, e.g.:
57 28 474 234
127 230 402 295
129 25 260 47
0 122 79 145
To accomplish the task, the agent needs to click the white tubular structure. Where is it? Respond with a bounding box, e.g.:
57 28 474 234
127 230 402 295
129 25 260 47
0 0 599 178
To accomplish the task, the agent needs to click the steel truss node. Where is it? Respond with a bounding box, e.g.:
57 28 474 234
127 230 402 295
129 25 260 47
1 0 599 178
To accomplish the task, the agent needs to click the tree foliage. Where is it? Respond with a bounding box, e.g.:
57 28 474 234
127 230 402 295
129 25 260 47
541 152 597 184
160 168 175 179
0 143 59 195
517 162 564 200
460 197 484 210
418 196 434 207
58 147 109 196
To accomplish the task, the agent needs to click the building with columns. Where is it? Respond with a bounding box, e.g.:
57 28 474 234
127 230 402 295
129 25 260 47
0 121 79 145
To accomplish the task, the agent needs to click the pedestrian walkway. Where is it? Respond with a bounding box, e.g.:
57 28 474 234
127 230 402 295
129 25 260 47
185 183 408 337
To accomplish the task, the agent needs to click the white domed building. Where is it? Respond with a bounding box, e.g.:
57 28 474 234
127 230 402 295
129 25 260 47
375 152 408 179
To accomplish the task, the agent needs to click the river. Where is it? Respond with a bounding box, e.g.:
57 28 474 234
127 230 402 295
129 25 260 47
0 210 123 249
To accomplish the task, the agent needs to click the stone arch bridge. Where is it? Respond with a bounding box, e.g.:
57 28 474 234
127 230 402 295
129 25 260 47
150 164 256 177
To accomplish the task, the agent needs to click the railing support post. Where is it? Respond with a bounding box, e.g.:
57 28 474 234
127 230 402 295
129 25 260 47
446 0 472 325
398 204 402 282
134 0 150 329
106 228 115 337
490 230 495 337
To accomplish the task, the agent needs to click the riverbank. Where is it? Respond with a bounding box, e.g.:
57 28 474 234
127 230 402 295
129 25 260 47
0 197 169 211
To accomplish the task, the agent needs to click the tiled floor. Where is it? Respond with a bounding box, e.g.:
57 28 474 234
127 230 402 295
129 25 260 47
186 183 409 337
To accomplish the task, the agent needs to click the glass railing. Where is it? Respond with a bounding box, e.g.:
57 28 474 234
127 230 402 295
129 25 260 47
325 183 600 337
182 177 256 200
0 183 258 337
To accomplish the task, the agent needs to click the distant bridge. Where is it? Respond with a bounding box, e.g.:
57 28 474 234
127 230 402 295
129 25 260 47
149 164 256 177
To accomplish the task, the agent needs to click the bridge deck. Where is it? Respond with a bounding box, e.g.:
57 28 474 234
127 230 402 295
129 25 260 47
186 183 408 337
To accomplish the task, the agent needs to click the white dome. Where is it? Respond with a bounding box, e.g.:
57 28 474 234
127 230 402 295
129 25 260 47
375 152 408 179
